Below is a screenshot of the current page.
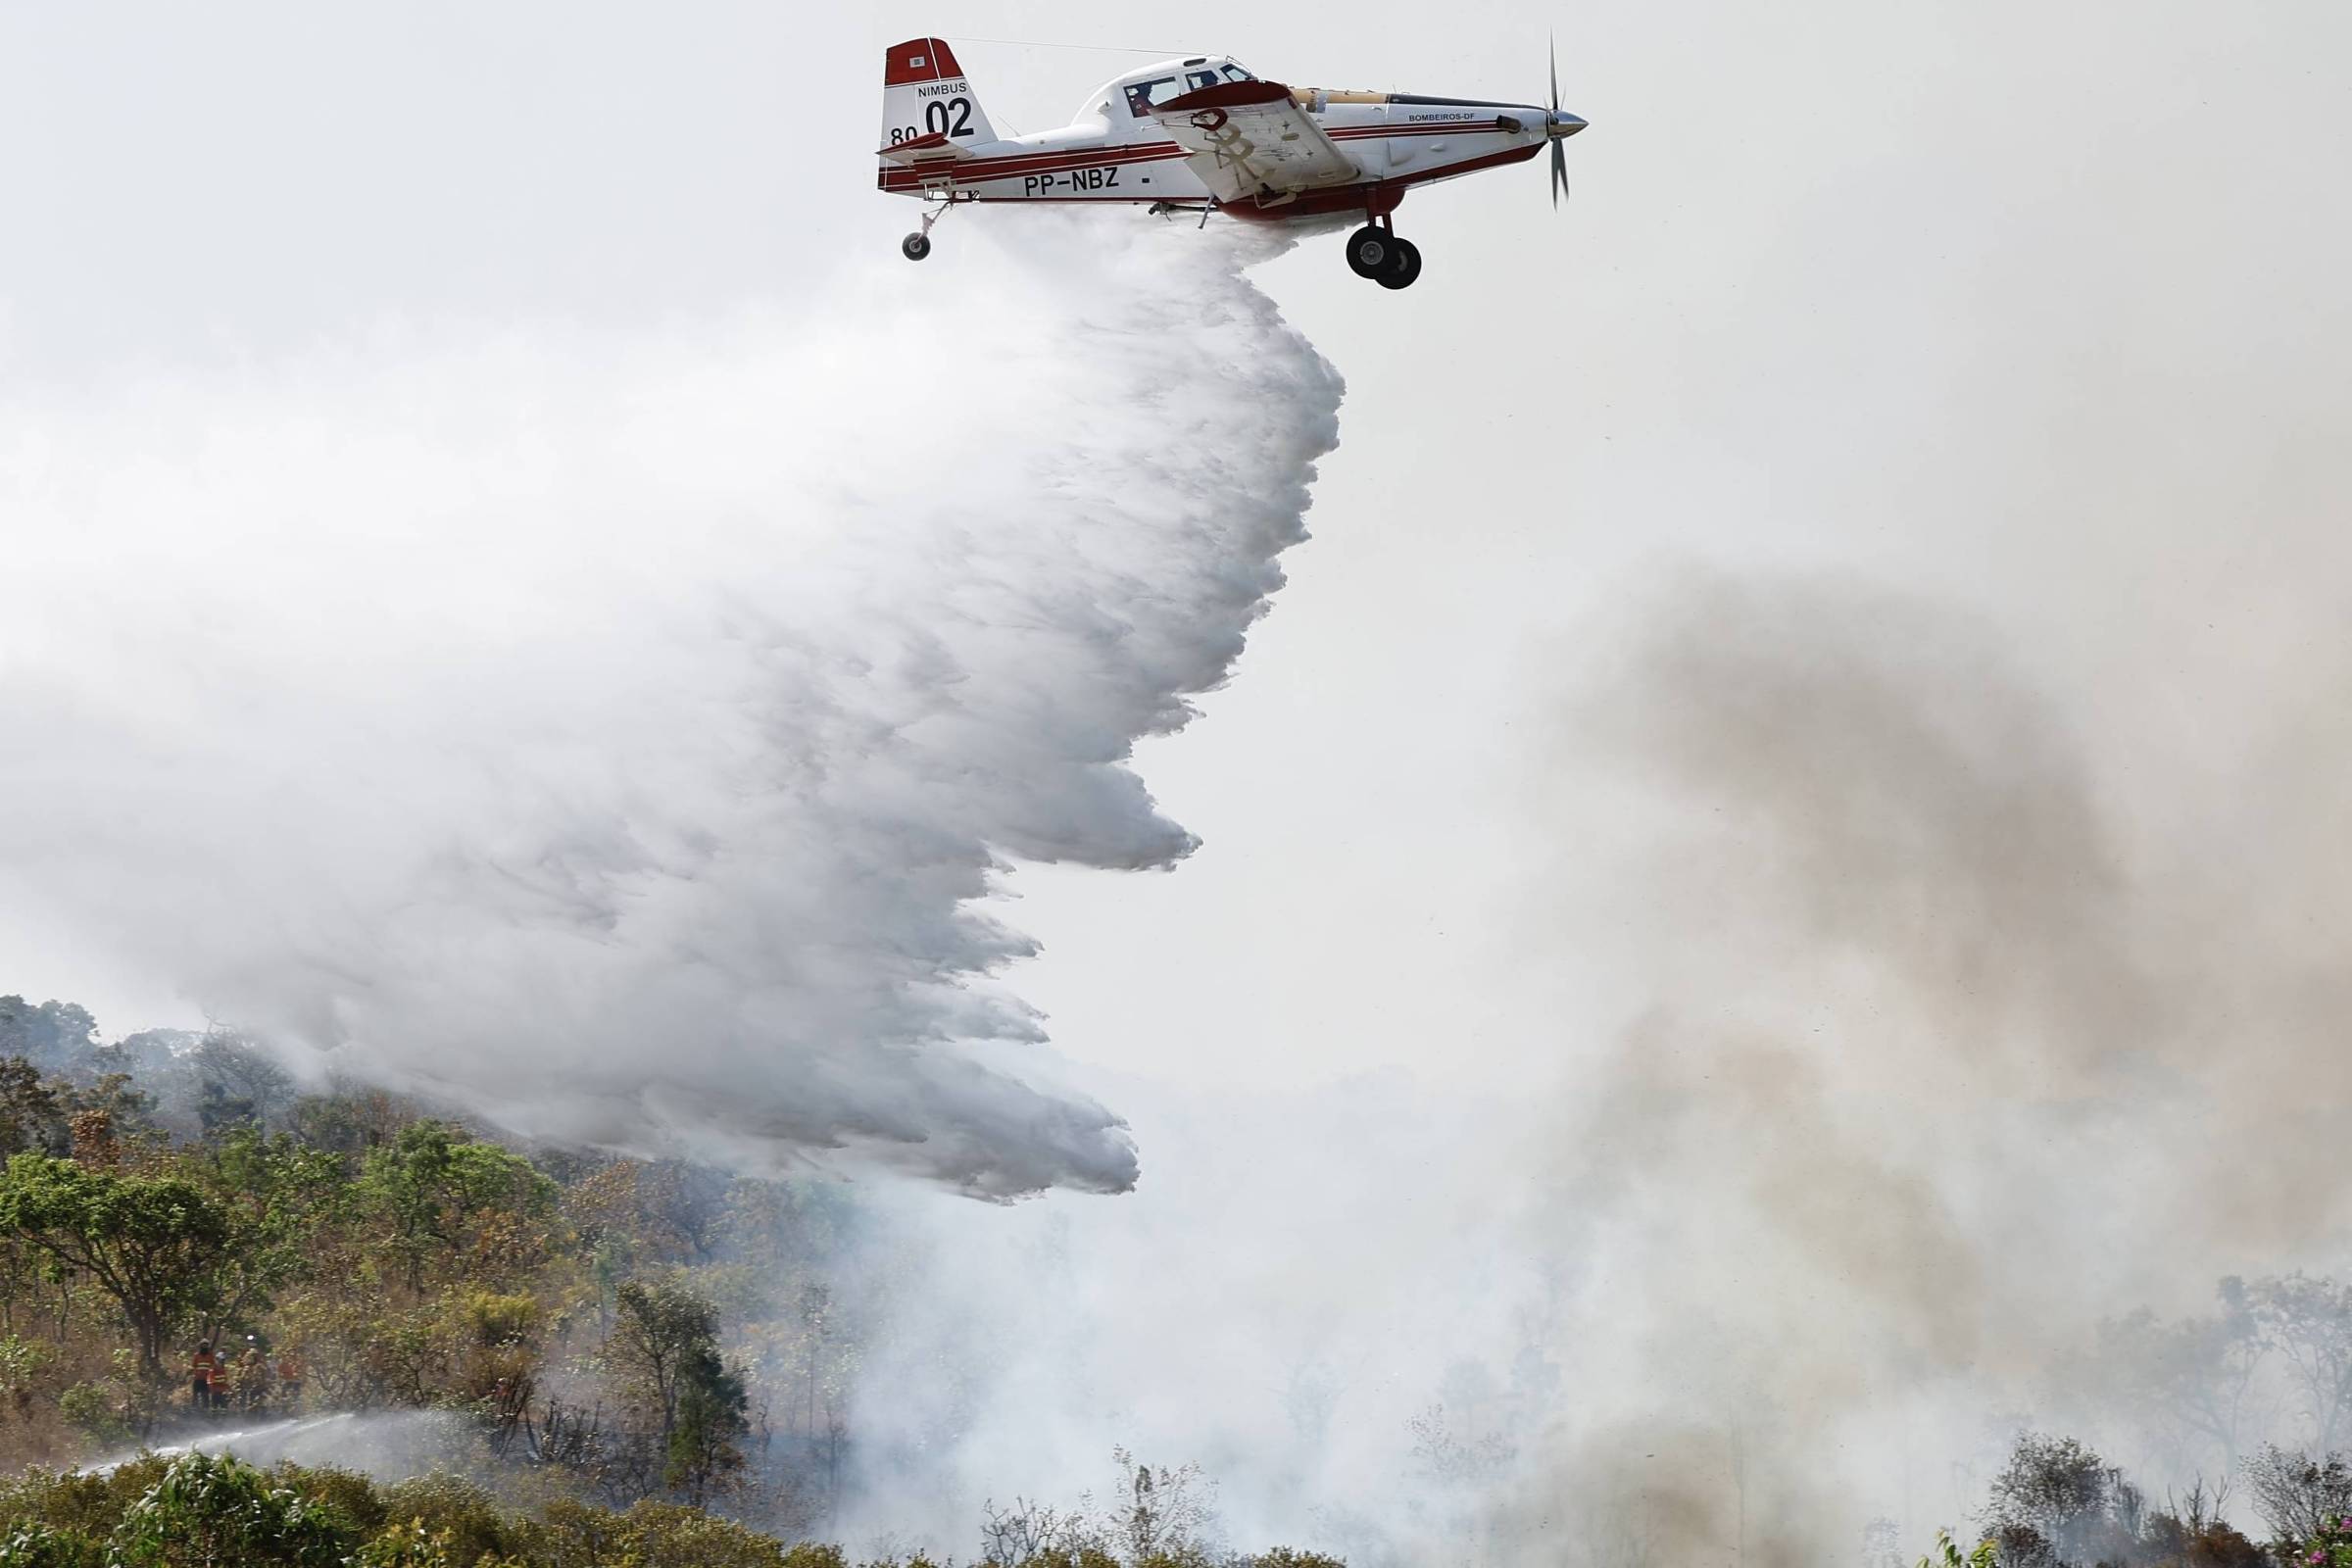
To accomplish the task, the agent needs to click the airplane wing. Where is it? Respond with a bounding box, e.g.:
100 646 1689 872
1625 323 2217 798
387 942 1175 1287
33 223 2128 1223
1146 81 1363 207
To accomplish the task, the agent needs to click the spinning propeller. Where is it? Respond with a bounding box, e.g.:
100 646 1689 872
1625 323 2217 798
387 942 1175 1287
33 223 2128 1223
1545 33 1588 208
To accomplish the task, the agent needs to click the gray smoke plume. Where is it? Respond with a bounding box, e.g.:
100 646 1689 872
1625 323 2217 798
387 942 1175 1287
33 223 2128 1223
0 221 1340 1197
820 562 2352 1566
1484 569 2352 1563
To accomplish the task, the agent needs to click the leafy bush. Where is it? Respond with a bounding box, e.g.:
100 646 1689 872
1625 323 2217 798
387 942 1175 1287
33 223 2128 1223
377 1473 518 1563
0 1522 102 1568
270 1459 391 1536
517 1497 792 1568
2299 1513 2352 1567
53 1384 129 1449
354 1518 456 1568
0 1456 173 1540
1916 1531 1995 1568
1008 1548 1120 1568
110 1450 352 1567
779 1547 850 1568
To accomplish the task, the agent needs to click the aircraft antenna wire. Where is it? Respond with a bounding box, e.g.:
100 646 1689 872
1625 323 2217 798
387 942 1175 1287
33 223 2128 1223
944 35 1193 57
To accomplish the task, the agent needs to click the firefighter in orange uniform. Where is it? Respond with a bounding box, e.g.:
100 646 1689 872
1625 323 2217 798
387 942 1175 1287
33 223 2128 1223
189 1341 220 1410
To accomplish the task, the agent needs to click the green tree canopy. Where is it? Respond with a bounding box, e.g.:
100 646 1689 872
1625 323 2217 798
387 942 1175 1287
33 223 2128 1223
0 1153 299 1379
360 1121 555 1294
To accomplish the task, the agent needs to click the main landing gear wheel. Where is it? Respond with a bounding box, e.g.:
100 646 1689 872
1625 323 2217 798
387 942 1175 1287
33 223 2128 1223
1346 224 1393 279
901 232 932 262
1377 237 1423 290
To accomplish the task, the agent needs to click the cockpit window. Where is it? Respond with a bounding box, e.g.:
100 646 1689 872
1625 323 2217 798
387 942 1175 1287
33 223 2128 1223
1186 70 1220 92
1220 65 1256 82
1122 76 1182 118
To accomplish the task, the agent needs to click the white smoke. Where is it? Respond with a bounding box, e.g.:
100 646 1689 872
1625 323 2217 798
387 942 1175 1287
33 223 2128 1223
90 1411 462 1480
0 219 1341 1197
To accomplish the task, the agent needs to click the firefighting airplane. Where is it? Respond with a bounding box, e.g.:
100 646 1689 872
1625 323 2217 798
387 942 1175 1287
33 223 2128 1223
877 37 1588 289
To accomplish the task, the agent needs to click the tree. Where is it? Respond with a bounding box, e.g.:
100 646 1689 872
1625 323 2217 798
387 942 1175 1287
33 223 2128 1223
1406 1403 1513 1485
359 1121 554 1294
1979 1432 2137 1568
2249 1273 2352 1452
610 1277 722 1442
64 1073 158 1159
981 1496 1084 1566
638 1161 736 1262
0 1154 245 1380
172 1132 329 1348
189 1038 295 1136
2242 1444 2352 1547
0 1000 96 1077
0 1061 69 1159
664 1341 750 1505
2093 1286 2264 1474
1101 1447 1217 1565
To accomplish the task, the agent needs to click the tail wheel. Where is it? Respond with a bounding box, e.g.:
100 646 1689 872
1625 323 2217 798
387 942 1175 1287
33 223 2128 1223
1377 237 1423 290
1346 225 1391 279
901 233 932 262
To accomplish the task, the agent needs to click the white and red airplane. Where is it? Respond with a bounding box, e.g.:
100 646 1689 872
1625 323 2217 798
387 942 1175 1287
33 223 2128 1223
877 38 1587 289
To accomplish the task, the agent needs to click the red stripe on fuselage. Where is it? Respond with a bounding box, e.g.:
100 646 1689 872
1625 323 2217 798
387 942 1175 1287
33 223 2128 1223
876 122 1508 186
880 141 1543 215
877 143 1190 191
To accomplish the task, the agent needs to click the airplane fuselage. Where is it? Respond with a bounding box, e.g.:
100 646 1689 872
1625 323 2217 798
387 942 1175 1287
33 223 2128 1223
878 56 1573 222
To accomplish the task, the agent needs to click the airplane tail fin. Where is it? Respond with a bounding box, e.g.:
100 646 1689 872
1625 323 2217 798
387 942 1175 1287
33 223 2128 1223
880 37 999 153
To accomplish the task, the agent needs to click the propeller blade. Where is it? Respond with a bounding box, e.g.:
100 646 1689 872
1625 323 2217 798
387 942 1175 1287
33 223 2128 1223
1549 32 1559 114
1551 140 1568 208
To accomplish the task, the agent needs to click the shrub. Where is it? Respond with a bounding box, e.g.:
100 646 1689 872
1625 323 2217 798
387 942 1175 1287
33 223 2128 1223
110 1450 352 1567
612 1499 791 1568
513 1498 628 1568
1915 1531 1995 1568
54 1384 130 1450
354 1518 456 1568
2298 1513 2352 1567
780 1544 850 1568
378 1473 517 1563
0 1523 102 1568
0 1456 173 1540
271 1460 391 1536
1011 1549 1119 1568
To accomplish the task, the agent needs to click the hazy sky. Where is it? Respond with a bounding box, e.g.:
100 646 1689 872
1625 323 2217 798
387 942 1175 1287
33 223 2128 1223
9 1 2348 1091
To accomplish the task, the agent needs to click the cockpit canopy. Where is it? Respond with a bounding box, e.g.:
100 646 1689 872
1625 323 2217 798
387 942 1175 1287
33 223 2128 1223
1082 57 1257 122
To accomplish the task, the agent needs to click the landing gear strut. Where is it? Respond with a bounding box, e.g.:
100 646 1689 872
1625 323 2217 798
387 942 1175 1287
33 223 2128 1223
1346 217 1422 290
902 195 956 262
